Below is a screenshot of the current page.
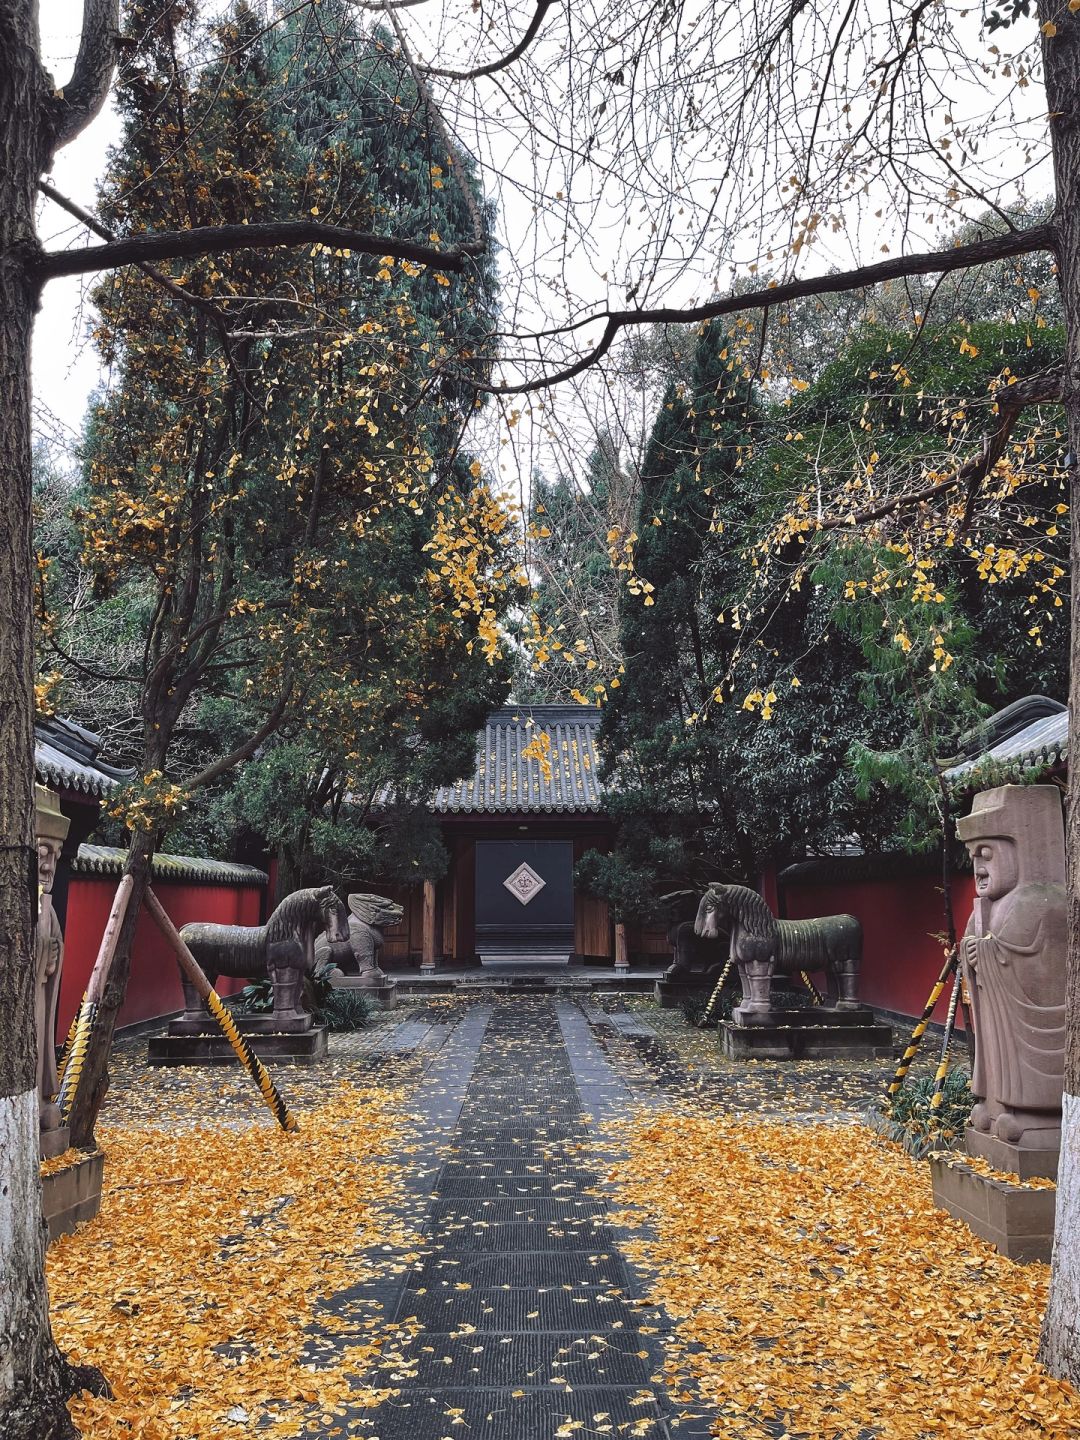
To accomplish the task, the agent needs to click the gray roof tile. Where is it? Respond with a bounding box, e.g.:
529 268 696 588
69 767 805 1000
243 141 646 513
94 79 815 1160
74 844 267 887
432 705 605 814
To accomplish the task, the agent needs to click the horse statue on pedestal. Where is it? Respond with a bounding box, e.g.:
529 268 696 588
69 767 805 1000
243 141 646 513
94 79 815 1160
179 885 348 1031
694 884 862 1022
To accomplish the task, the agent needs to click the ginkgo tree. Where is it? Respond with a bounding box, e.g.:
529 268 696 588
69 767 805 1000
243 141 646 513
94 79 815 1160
0 1 513 1434
9 1 1080 1435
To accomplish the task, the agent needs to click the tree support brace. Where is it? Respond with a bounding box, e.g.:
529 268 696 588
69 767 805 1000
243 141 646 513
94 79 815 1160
143 888 297 1133
886 948 958 1106
698 954 735 1028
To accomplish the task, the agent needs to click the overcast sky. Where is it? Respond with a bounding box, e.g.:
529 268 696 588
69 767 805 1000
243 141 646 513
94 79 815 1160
32 2 1051 489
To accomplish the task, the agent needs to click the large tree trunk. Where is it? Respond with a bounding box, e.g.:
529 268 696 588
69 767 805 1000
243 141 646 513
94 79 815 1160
0 5 79 1435
1040 0 1080 1384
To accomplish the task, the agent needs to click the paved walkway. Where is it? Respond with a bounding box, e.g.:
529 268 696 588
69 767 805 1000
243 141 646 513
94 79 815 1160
318 996 705 1439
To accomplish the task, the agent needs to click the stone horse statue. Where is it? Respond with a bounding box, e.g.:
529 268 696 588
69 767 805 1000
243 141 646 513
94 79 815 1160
694 884 862 1022
314 892 403 988
179 885 348 1030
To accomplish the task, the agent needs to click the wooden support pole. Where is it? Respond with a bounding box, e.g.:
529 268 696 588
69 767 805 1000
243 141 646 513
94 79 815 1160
143 887 297 1132
421 879 436 972
84 872 135 1005
57 872 135 1120
614 922 629 972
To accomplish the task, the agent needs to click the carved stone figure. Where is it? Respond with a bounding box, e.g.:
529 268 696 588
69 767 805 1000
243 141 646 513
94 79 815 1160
694 883 862 1022
315 892 404 988
35 785 71 1157
662 919 728 986
956 784 1067 1152
177 886 348 1031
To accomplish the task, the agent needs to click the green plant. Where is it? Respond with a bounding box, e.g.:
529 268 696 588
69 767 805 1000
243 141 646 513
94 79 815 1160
313 987 373 1032
867 1067 973 1159
236 978 274 1015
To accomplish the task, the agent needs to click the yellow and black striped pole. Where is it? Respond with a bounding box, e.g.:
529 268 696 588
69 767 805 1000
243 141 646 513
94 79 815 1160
886 947 958 1106
799 970 824 1006
698 955 735 1027
56 998 97 1124
203 987 297 1133
928 969 963 1130
54 1002 83 1096
143 887 297 1133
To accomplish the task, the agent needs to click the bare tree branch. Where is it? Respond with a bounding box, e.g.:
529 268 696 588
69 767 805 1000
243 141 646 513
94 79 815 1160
817 367 1064 532
423 0 555 81
33 220 483 281
481 223 1058 394
184 685 294 793
38 181 255 398
45 0 120 154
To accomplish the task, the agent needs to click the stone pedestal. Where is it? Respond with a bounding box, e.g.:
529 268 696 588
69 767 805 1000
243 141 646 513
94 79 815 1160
965 1127 1060 1183
41 1149 104 1243
719 1006 894 1060
167 1012 313 1036
929 1148 1055 1263
654 978 712 1010
148 1025 328 1066
330 973 397 1009
40 1123 71 1160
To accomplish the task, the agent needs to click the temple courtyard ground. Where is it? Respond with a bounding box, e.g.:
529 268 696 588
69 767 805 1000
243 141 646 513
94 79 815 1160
46 994 1078 1440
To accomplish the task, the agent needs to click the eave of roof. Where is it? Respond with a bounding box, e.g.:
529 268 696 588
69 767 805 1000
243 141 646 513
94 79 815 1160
943 706 1068 780
74 844 267 887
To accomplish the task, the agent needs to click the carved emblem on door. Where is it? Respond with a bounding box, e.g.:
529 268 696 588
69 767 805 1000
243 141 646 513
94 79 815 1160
503 862 547 905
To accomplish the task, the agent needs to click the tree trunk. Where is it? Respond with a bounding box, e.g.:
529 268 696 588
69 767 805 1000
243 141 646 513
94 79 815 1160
0 5 79 1434
1039 0 1080 1384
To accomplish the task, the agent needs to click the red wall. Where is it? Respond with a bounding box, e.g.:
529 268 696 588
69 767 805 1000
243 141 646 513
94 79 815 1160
779 870 976 1026
59 876 264 1038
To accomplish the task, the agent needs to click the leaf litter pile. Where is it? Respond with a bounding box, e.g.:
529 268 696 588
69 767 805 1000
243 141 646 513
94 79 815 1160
603 1112 1079 1439
48 1084 424 1438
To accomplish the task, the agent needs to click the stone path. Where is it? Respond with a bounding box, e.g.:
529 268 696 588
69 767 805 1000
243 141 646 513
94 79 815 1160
328 996 704 1439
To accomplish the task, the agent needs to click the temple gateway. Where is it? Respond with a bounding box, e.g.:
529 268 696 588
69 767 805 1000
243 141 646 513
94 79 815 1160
375 706 668 972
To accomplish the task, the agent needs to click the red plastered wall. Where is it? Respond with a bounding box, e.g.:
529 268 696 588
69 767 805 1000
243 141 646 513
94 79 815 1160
779 869 976 1026
59 877 265 1038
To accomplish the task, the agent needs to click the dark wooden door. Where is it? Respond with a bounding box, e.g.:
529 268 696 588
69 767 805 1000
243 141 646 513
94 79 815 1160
474 839 574 960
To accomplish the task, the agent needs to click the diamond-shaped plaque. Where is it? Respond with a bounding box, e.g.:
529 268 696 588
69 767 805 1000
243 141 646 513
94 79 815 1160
503 861 546 906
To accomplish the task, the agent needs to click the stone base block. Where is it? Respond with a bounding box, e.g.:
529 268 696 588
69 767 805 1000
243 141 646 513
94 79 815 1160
168 1011 313 1036
929 1153 1056 1263
40 1124 71 1160
330 974 398 1009
965 1127 1059 1182
655 979 715 1009
148 1026 328 1066
732 1003 875 1028
719 1016 895 1061
41 1150 104 1243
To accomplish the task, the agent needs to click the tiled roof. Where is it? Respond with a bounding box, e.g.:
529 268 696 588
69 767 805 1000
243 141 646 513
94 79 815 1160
34 715 133 799
74 844 267 887
943 696 1068 780
432 705 605 814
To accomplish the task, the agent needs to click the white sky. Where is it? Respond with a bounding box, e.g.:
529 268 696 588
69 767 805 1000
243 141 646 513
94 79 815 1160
33 2 1052 490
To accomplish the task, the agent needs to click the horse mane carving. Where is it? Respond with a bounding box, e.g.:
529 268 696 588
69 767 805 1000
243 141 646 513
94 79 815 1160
179 885 347 1030
695 882 862 1018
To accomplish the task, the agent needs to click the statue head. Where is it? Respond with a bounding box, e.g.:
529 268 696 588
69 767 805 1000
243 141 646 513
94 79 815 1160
694 887 726 940
34 785 70 898
969 839 1018 901
316 886 349 944
348 892 405 929
957 784 1066 896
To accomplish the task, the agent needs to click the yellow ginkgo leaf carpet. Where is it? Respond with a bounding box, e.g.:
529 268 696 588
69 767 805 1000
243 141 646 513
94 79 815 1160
603 1111 1079 1440
48 1086 421 1440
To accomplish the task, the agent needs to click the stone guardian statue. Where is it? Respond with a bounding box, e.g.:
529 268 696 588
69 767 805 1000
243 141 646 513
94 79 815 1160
35 784 71 1157
956 784 1067 1157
